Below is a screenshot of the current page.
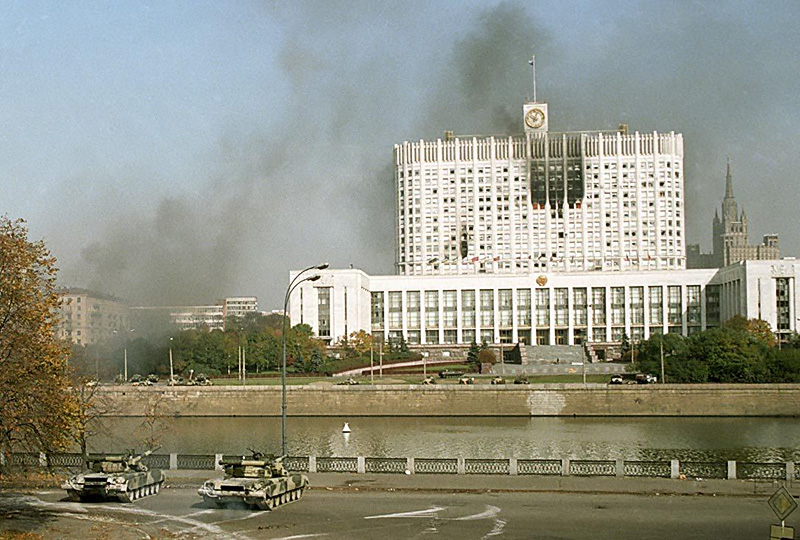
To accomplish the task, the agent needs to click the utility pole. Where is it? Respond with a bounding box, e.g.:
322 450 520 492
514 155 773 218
169 337 174 383
379 340 383 378
660 338 665 384
370 342 374 385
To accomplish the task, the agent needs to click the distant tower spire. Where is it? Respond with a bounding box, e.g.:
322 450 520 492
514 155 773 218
725 157 734 199
528 53 536 102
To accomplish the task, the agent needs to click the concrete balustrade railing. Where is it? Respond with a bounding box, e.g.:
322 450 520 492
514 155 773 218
3 452 798 481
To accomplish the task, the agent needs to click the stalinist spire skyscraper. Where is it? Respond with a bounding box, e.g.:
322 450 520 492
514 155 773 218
704 160 779 266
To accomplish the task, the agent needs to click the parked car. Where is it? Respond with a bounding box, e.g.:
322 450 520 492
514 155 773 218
490 377 506 385
636 373 658 384
609 374 624 385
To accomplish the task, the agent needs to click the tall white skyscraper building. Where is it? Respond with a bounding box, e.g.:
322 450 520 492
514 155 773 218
394 99 685 276
291 72 795 349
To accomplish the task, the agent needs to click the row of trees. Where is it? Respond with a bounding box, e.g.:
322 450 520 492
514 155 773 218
69 321 327 381
632 316 800 383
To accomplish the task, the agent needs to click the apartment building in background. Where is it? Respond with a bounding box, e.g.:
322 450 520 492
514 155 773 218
56 288 131 345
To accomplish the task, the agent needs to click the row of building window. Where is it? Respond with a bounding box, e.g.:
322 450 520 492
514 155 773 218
369 285 717 334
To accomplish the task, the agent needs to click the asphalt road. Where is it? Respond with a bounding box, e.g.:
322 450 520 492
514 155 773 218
0 486 783 540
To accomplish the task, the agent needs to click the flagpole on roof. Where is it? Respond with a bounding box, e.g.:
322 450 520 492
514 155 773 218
528 53 536 102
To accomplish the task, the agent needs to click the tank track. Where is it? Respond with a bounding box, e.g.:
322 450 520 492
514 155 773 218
254 486 306 511
117 480 163 503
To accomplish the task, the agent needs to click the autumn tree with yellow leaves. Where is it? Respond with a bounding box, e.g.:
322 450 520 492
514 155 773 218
0 217 76 463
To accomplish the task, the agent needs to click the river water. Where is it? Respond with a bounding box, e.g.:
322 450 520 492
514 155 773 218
92 416 800 462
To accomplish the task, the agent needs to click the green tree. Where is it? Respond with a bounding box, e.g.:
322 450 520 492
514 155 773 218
765 348 800 382
467 342 481 366
0 217 77 460
466 342 485 370
724 315 777 347
689 327 767 383
620 332 631 359
348 330 375 357
247 332 280 372
397 336 409 355
285 324 325 369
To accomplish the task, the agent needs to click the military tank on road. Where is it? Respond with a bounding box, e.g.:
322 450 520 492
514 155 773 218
62 447 165 502
198 451 308 510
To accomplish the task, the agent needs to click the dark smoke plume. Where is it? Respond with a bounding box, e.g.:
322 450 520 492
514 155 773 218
47 1 799 309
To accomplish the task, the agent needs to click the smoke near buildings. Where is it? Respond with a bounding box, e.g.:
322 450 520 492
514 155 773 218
3 1 799 308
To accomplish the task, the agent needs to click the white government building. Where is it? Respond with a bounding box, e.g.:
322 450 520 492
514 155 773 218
290 92 799 350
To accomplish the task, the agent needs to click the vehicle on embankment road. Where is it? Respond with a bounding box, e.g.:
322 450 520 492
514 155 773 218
198 452 308 510
62 447 164 503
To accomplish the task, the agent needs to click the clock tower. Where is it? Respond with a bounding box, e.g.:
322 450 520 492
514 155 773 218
523 101 548 134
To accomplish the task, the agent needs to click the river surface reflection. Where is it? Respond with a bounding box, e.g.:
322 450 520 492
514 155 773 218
92 416 800 462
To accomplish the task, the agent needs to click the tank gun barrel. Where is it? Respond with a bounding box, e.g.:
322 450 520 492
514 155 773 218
128 445 161 465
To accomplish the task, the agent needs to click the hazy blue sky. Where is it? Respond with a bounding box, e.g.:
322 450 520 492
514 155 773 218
2 1 799 309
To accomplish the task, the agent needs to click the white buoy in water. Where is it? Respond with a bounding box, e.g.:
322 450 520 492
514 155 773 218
342 422 351 434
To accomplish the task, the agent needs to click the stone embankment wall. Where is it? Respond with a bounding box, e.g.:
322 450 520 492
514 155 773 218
97 384 800 417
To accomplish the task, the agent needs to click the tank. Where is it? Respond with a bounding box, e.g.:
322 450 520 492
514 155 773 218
62 447 165 503
198 452 308 510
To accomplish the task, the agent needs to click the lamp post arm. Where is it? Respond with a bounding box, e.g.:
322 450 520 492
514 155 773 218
287 263 327 299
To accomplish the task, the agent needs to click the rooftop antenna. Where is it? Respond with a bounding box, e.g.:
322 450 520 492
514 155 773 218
528 53 537 102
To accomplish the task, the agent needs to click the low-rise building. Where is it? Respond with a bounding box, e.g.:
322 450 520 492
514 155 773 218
130 296 258 332
290 260 799 347
223 296 258 319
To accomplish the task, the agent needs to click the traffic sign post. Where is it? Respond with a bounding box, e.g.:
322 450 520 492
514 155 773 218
770 525 794 540
768 486 797 539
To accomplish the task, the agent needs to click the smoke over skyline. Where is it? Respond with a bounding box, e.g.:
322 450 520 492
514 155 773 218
3 1 799 309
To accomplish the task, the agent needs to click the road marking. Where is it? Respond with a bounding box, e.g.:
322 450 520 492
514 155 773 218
3 494 248 540
364 506 446 519
452 505 501 521
146 507 222 526
271 535 329 539
483 517 506 538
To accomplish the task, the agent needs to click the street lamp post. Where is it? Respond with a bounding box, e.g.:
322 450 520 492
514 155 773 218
169 336 174 383
113 328 135 382
282 263 328 456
